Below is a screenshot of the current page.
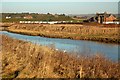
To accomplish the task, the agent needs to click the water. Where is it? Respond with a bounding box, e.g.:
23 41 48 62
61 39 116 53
0 31 119 61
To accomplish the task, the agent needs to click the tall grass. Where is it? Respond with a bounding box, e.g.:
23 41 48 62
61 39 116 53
1 35 120 79
6 23 120 43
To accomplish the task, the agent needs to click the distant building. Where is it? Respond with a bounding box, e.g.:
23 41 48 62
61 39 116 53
6 16 11 19
23 15 33 19
19 21 67 24
96 12 117 24
86 12 119 24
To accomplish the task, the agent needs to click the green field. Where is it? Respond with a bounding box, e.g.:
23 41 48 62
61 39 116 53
1 13 74 22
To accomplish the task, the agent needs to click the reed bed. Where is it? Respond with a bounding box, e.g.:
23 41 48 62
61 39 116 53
1 35 120 79
5 23 120 43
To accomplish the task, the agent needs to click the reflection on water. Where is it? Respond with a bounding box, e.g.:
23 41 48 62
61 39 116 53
0 31 119 61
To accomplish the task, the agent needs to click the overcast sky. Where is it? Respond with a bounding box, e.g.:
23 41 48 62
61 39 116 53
1 1 119 14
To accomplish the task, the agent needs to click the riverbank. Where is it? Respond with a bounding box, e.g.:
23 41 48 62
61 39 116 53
1 35 120 79
3 23 119 44
1 22 120 44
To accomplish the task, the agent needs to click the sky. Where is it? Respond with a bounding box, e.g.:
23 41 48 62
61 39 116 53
1 0 120 2
1 1 119 14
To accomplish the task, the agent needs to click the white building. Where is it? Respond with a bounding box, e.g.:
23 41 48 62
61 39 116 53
103 21 120 24
6 16 11 19
19 21 60 24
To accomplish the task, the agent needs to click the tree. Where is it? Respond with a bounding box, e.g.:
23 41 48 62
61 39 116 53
47 13 50 15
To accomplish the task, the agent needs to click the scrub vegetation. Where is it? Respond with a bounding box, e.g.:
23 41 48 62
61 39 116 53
3 23 120 44
1 35 120 79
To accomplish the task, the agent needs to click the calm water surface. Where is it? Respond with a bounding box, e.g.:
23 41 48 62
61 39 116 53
0 31 119 61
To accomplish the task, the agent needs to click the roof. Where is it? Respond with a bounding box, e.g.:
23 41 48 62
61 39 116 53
96 12 116 18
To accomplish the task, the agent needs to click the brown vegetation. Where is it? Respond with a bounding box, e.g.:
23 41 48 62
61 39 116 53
1 35 120 79
5 23 120 44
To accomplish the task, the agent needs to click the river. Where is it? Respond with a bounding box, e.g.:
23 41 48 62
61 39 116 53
0 31 119 61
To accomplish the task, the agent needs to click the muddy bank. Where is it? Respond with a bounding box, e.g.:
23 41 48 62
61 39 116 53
1 35 120 79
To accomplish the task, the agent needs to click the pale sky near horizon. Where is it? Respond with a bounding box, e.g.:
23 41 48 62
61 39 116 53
1 0 120 2
1 1 119 14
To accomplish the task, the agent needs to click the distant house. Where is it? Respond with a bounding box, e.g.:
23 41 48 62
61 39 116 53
86 12 119 24
103 14 118 24
23 15 33 19
19 21 64 24
6 16 11 19
96 12 117 24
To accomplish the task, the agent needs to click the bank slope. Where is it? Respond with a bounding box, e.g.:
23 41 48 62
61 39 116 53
1 35 120 79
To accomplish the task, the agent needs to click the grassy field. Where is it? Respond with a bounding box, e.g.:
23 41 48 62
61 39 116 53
3 23 120 44
1 35 120 79
1 13 73 22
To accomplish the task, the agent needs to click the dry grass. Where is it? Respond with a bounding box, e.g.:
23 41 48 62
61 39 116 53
4 23 120 43
1 35 120 79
